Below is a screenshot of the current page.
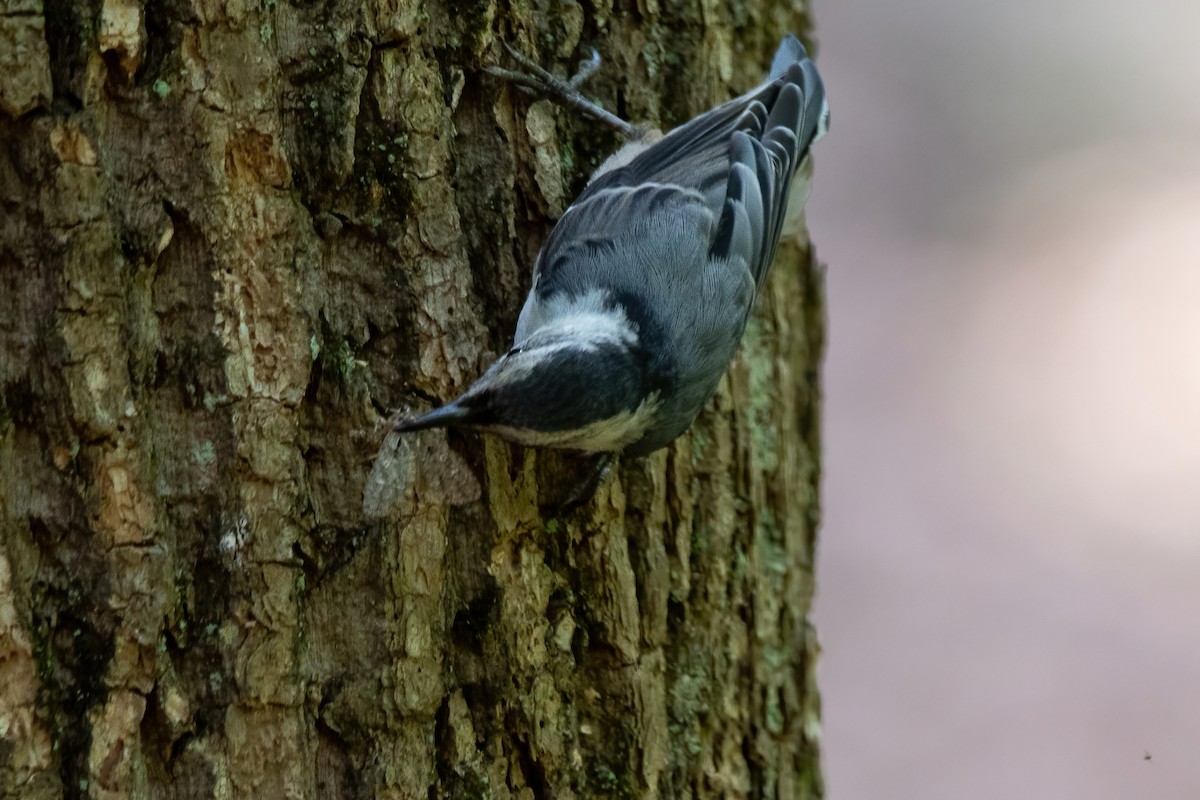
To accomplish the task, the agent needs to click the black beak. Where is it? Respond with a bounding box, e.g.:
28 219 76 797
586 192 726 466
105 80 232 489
392 401 472 432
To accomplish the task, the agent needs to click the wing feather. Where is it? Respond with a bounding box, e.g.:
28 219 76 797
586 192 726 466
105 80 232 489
532 36 826 302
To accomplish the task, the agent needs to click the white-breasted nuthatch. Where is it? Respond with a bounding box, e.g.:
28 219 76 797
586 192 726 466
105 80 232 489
394 34 828 460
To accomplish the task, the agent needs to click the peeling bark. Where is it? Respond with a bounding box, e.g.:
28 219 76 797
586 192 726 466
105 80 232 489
0 1 824 798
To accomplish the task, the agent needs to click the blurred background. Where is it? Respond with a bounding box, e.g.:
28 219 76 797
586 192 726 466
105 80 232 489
805 0 1200 797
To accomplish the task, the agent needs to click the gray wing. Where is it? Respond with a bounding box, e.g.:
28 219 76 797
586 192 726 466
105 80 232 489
515 183 724 342
533 36 825 297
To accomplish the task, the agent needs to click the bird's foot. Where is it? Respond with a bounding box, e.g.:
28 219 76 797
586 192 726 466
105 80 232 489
557 452 616 511
485 44 642 140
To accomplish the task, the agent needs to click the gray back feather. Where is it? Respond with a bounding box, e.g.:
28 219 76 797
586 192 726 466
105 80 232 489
534 34 826 300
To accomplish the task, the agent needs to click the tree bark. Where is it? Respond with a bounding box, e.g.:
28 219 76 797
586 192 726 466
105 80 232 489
0 1 825 798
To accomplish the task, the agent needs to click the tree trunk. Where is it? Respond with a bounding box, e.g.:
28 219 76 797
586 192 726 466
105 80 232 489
0 1 825 797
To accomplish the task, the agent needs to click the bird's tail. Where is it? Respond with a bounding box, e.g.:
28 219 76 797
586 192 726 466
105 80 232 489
769 33 808 81
768 33 830 145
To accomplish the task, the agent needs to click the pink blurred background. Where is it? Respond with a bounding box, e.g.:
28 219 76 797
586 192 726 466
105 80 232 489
805 0 1200 796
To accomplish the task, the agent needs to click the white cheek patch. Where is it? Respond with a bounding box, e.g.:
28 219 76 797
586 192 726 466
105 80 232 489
469 287 650 450
481 291 639 390
487 393 661 452
490 341 573 385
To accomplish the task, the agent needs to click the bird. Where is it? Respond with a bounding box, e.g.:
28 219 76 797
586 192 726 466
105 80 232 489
392 34 828 468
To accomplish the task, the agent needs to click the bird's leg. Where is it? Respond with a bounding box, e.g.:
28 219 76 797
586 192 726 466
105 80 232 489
485 44 642 141
558 452 616 511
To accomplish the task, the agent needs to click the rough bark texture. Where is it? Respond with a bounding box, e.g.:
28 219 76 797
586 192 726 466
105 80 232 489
0 1 824 798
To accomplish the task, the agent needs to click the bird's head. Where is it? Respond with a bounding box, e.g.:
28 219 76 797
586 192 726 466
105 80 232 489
394 320 660 452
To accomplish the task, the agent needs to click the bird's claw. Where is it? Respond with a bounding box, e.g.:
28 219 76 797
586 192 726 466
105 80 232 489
483 44 640 140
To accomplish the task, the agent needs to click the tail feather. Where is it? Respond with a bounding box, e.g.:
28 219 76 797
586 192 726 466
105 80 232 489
769 33 809 81
709 43 828 285
546 33 829 295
